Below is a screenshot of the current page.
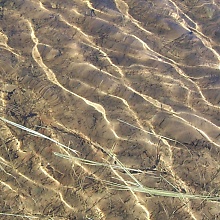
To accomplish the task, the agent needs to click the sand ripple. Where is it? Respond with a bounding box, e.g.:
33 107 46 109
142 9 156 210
0 0 220 219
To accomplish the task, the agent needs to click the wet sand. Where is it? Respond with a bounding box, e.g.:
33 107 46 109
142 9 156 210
0 0 220 219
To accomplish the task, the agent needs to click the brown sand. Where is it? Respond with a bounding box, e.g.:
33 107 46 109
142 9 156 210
0 0 220 219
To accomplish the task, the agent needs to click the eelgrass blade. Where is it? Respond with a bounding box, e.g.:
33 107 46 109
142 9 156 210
0 117 79 155
117 118 185 147
54 152 143 174
104 180 220 201
55 152 220 201
0 212 38 219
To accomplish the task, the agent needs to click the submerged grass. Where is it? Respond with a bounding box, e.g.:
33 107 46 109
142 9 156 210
55 152 220 201
0 116 79 155
0 212 38 219
0 116 220 202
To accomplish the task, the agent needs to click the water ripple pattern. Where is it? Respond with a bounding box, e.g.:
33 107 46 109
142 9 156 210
0 0 220 219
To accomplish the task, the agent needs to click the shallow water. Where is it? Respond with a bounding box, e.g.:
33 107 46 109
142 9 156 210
0 0 220 219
